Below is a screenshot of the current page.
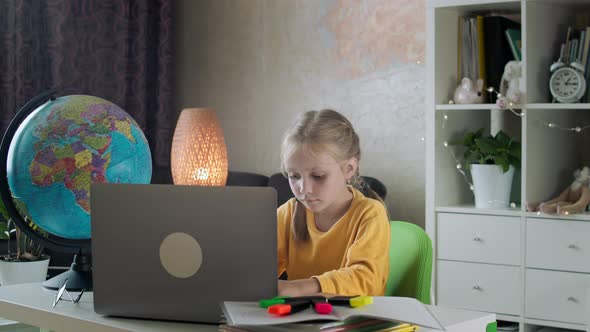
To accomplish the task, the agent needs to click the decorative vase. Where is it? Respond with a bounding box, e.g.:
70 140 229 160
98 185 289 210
471 164 515 209
0 257 50 286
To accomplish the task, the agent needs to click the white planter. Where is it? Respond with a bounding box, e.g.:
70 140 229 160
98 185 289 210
471 164 515 209
0 258 50 286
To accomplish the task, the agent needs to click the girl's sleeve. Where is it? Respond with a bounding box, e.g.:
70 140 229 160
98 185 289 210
276 202 291 277
314 205 390 296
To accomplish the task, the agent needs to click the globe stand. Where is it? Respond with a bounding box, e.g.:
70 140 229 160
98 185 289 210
43 253 92 291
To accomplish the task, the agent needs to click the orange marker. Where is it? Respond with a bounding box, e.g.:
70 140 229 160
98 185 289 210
267 300 310 316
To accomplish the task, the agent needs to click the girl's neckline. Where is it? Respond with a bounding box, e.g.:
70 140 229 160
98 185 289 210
308 187 357 234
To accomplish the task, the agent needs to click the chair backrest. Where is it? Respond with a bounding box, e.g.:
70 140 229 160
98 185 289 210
384 221 432 304
267 173 387 207
267 173 297 206
226 171 269 187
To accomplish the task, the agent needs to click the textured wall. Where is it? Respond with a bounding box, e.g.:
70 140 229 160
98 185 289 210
172 0 426 226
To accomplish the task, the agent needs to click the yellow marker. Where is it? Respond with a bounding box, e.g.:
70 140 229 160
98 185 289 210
375 324 418 332
350 296 373 308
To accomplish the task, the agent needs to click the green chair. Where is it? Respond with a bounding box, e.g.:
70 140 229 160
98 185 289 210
384 220 432 304
384 221 498 332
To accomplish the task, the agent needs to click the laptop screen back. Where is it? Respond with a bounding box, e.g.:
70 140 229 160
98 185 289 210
91 184 277 323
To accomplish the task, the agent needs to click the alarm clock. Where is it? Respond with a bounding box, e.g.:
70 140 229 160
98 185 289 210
549 60 586 103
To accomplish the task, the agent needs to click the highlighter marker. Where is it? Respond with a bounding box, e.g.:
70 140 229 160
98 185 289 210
259 298 286 308
268 300 311 316
313 300 332 314
350 296 373 308
326 296 358 307
284 295 326 303
259 296 291 308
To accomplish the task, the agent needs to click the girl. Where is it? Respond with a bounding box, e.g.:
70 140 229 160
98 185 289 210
277 109 390 297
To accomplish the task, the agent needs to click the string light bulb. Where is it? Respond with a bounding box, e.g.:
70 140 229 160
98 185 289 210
442 86 590 207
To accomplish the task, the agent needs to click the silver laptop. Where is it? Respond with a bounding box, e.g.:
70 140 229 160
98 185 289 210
91 184 277 323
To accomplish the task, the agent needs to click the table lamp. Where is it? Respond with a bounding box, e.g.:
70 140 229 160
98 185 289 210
171 108 228 186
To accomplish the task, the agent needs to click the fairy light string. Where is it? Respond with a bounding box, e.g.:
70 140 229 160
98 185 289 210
441 86 588 209
485 86 590 132
441 112 518 209
443 86 590 208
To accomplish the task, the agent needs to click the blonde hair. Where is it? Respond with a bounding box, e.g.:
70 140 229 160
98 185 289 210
280 109 386 242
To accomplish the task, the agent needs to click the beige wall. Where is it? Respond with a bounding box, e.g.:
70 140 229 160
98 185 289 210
172 0 426 227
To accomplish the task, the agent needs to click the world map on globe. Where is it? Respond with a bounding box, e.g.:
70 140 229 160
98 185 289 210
6 95 152 240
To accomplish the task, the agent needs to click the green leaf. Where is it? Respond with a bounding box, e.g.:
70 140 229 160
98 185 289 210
0 222 9 240
0 200 8 222
475 138 497 154
451 128 521 170
509 143 521 158
494 130 511 145
495 156 510 172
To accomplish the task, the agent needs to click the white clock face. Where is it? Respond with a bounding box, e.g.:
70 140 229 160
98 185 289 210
549 67 586 102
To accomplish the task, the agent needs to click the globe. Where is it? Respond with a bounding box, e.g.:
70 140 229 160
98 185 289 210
5 94 152 240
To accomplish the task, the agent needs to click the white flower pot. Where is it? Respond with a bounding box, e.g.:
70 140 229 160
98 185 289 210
471 164 515 209
0 258 50 286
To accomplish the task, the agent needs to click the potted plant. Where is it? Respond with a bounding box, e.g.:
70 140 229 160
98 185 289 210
0 200 49 285
450 128 521 208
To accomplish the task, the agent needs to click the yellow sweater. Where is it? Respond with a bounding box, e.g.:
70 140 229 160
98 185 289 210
277 187 390 296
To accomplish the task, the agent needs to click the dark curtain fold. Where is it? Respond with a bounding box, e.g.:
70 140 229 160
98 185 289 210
0 0 173 168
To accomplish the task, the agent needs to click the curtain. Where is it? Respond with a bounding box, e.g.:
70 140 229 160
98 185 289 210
0 0 172 168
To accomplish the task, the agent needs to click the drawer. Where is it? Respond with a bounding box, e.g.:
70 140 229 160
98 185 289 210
525 269 590 324
437 213 521 265
437 260 521 315
526 218 590 273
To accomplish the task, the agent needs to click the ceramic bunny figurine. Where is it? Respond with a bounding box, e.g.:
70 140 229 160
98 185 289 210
499 60 523 104
453 77 484 104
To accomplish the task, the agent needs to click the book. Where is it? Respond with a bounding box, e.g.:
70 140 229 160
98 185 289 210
578 30 585 63
470 17 479 81
581 27 590 67
476 15 487 90
457 16 463 81
221 297 443 330
219 318 417 332
461 17 473 81
483 15 520 102
505 28 522 61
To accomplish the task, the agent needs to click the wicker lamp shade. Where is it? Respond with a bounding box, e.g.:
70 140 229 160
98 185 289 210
171 108 228 186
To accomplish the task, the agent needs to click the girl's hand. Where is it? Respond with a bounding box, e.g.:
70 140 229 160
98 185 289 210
278 278 321 297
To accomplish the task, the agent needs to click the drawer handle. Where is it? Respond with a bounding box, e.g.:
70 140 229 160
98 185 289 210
473 285 483 291
568 244 579 250
567 296 579 303
473 237 483 242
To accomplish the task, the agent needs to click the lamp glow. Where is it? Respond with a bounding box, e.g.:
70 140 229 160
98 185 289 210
171 108 228 186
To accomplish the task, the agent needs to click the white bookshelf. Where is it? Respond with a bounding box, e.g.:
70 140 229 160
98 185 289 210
426 1 590 332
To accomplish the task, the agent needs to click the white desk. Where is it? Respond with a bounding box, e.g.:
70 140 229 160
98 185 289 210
0 283 216 332
0 283 495 332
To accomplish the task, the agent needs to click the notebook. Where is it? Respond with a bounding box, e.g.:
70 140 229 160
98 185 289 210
91 184 278 323
221 297 444 330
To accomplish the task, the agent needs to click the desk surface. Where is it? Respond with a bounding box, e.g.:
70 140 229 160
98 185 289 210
0 283 216 332
0 283 495 332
